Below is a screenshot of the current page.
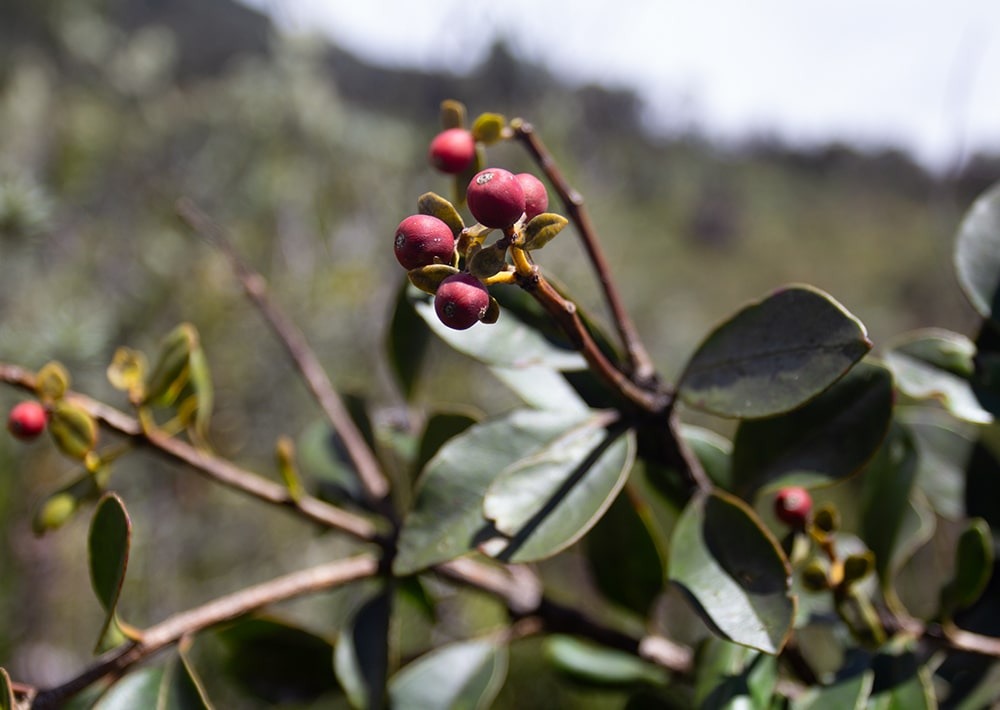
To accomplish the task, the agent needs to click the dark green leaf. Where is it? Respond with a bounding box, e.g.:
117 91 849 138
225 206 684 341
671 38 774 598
334 590 391 710
941 518 994 618
467 242 509 280
585 485 665 617
544 635 668 688
167 650 214 710
955 179 1000 323
480 424 635 564
868 644 936 710
490 364 589 413
387 279 432 399
215 616 337 704
668 491 794 654
0 668 14 710
93 667 164 710
298 420 366 505
681 425 733 490
388 636 508 709
902 407 979 520
678 285 871 418
972 321 1000 418
412 409 480 480
791 670 873 710
89 493 132 652
731 361 893 497
693 637 778 709
884 328 991 424
394 409 597 575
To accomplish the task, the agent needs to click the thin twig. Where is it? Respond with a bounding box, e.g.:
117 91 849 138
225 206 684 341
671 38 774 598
511 119 658 387
175 198 391 510
0 362 379 541
29 554 380 709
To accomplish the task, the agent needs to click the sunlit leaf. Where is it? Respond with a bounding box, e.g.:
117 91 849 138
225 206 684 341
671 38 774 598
388 636 508 710
544 635 668 688
901 407 979 520
955 179 1000 323
791 670 873 710
490 364 589 414
693 637 778 709
678 285 871 418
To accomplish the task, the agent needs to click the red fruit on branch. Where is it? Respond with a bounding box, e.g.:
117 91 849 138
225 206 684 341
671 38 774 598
774 486 813 529
434 273 490 330
467 168 526 229
428 128 476 174
7 400 48 441
516 173 549 221
394 214 456 270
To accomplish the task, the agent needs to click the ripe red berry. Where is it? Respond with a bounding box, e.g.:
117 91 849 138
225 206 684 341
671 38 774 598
467 168 526 229
434 273 490 330
428 128 477 174
516 173 549 221
774 486 813 529
394 214 456 270
7 400 48 441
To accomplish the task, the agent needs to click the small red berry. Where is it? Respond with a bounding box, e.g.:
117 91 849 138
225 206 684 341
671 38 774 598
774 486 813 529
394 214 456 270
466 168 526 229
8 400 48 441
434 273 490 330
428 128 477 174
516 173 549 221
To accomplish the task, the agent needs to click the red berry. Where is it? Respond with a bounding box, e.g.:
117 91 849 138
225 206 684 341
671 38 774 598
774 486 813 529
428 128 477 174
394 214 456 270
8 400 48 441
516 173 549 221
434 273 490 330
466 168 526 229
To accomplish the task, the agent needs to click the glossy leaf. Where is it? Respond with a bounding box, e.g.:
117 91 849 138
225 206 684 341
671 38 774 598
407 264 460 295
388 636 508 710
585 485 665 617
522 213 569 251
480 424 635 563
955 179 1000 323
490 364 589 413
0 668 13 710
940 518 994 618
902 407 978 520
387 280 432 399
412 409 480 480
409 286 586 371
668 491 794 654
334 591 391 710
693 637 778 709
395 409 595 575
93 667 163 710
681 425 733 490
731 361 893 496
215 616 338 703
867 645 936 710
417 191 464 237
89 492 133 652
678 285 871 418
544 635 668 688
791 670 873 710
884 328 991 424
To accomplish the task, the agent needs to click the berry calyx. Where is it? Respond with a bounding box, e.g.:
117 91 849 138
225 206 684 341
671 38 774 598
467 168 526 229
8 400 48 441
394 214 456 270
428 128 477 174
774 486 813 529
516 173 549 221
434 273 490 330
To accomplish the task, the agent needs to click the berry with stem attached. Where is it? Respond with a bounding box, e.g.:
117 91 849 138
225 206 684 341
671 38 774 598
428 128 477 174
434 273 490 330
516 173 549 221
8 400 48 441
394 214 456 270
467 168 525 229
774 486 813 529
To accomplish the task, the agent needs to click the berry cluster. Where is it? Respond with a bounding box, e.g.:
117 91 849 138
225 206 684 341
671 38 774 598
392 110 561 331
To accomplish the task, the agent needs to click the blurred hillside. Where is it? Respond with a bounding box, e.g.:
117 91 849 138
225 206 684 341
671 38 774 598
1 0 999 698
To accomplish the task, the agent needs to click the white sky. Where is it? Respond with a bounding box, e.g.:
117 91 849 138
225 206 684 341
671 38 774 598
247 0 1000 171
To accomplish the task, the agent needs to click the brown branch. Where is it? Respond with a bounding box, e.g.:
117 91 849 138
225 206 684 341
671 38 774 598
29 554 380 709
175 198 391 510
0 362 379 541
510 119 658 387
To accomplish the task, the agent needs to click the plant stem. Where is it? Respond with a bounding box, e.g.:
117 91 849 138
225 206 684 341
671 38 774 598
175 198 392 513
510 119 658 387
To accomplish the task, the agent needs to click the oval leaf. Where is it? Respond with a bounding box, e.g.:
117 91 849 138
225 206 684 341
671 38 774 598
940 518 994 618
387 279 432 400
678 285 871 418
481 424 635 563
470 112 506 145
388 637 508 710
89 493 132 652
335 591 391 710
731 361 893 497
791 670 873 710
544 635 668 688
417 192 464 237
490 364 589 414
955 180 1000 323
522 213 569 251
93 667 163 710
668 491 794 654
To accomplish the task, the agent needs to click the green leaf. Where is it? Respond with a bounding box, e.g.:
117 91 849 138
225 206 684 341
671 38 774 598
955 179 1000 323
409 285 587 371
940 518 994 618
394 409 596 575
412 409 480 480
89 492 133 652
167 650 214 710
93 667 164 710
731 361 893 497
215 616 338 704
791 670 873 710
668 491 794 654
544 635 668 688
467 242 509 280
902 407 979 520
681 425 733 490
867 644 936 710
49 400 99 460
884 328 991 424
470 112 506 145
678 285 871 418
479 424 636 563
490 364 589 413
693 637 778 709
334 590 391 710
387 280 432 399
417 192 465 237
0 668 14 710
522 213 569 251
388 636 508 710
585 485 665 617
33 470 99 535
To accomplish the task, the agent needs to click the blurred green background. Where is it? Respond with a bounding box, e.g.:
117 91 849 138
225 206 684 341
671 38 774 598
1 0 997 705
